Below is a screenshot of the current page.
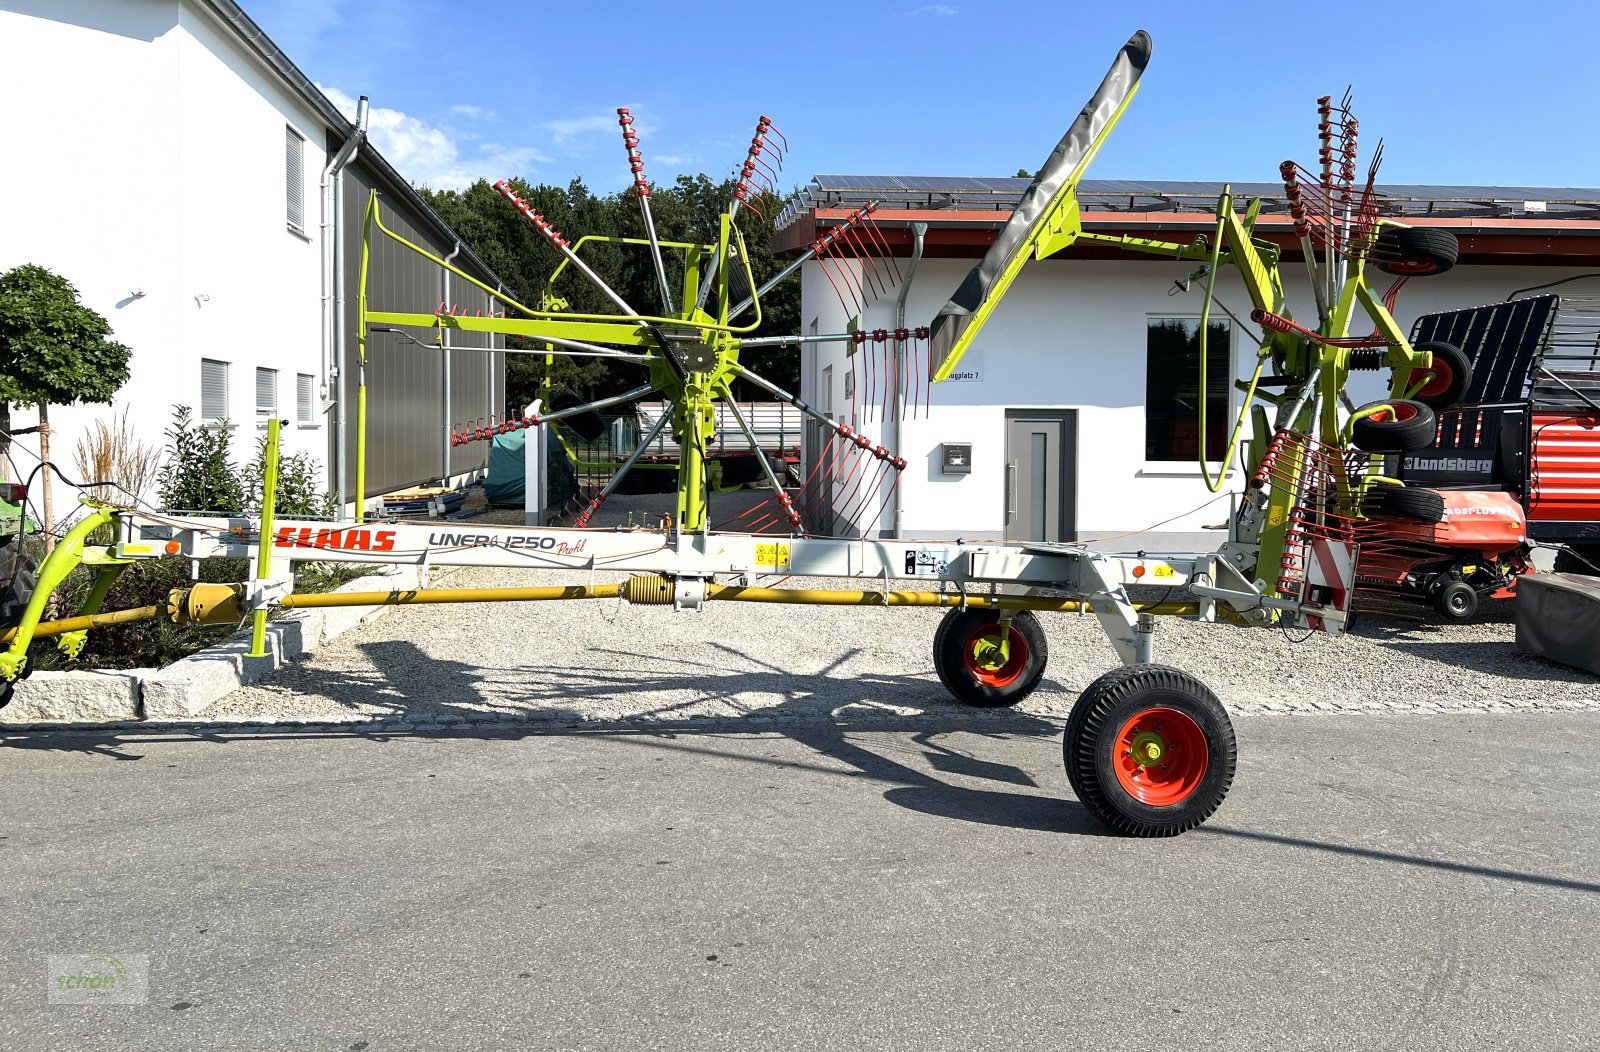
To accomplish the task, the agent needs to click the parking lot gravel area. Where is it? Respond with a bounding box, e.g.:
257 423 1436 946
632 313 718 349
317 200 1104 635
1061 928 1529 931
207 555 1597 726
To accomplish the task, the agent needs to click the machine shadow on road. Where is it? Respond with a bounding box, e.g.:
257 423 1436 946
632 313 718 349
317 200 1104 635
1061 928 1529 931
1 633 1121 836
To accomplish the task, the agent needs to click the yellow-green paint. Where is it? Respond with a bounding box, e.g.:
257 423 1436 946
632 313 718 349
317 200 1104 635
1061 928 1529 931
0 505 116 681
248 417 282 659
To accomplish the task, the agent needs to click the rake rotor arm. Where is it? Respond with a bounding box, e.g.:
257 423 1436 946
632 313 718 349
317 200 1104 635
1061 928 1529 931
723 398 804 536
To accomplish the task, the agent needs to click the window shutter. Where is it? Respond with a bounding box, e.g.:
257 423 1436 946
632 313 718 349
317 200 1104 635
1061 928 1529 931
256 368 278 419
285 126 305 230
201 359 229 421
297 373 316 423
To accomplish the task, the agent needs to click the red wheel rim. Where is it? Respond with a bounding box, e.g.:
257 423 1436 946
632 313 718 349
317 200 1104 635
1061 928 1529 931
1385 259 1440 275
1369 402 1418 424
1417 359 1454 399
1112 706 1209 806
962 624 1028 688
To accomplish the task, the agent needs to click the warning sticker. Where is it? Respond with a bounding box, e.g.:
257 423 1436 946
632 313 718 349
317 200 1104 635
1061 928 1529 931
904 548 952 578
1150 563 1177 579
755 543 791 567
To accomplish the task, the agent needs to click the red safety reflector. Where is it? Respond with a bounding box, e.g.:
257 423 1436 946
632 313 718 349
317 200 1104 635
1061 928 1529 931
0 483 24 503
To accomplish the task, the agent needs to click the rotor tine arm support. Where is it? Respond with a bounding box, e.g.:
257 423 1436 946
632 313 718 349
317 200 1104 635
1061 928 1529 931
728 203 882 323
573 407 674 527
492 180 641 318
616 109 676 316
724 399 805 535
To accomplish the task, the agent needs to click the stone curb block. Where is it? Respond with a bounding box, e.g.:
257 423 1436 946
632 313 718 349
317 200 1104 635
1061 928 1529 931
3 563 420 726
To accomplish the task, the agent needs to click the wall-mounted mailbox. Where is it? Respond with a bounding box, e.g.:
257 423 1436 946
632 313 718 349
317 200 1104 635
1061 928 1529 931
941 442 972 475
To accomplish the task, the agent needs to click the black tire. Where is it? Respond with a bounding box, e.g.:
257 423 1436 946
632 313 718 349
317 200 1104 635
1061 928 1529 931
933 607 1048 708
1379 486 1445 524
1064 664 1237 837
1413 341 1472 410
1373 227 1459 276
0 537 38 631
1553 546 1600 576
1433 579 1479 622
1351 399 1437 453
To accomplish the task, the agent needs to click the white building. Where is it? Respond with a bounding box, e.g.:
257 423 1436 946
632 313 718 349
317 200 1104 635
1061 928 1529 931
776 177 1600 545
0 0 503 516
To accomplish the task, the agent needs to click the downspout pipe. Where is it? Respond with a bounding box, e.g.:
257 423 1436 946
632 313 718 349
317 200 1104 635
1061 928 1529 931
890 221 927 539
324 95 368 520
442 240 462 483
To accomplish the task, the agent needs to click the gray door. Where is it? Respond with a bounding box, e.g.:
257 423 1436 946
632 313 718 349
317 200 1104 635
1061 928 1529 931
1004 411 1076 543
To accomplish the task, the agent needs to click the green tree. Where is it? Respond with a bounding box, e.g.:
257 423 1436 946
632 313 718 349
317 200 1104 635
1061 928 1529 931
0 264 132 534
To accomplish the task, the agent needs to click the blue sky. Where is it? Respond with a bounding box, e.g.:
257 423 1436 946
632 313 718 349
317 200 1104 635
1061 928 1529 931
247 0 1599 195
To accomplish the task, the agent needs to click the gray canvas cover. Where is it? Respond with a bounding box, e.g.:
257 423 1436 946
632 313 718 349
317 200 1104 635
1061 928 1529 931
1516 572 1600 676
927 31 1152 380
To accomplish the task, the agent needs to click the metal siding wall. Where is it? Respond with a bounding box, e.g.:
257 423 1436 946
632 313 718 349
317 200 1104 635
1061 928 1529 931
340 162 502 498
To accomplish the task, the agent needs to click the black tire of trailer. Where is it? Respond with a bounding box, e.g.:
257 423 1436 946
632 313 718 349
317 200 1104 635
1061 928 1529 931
1351 400 1438 453
1064 664 1237 838
1380 486 1446 523
1413 341 1473 411
1373 227 1459 276
0 538 38 632
933 607 1048 708
1553 546 1600 576
1432 578 1479 622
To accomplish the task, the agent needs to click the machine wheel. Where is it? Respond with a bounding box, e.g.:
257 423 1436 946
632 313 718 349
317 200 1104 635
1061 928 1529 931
1378 486 1445 523
933 607 1048 708
1413 341 1472 410
0 538 39 631
1554 546 1600 576
1433 579 1479 622
1064 664 1237 837
1373 227 1459 276
1351 399 1437 453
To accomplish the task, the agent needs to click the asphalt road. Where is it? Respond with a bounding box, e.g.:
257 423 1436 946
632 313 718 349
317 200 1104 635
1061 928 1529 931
2 712 1597 1051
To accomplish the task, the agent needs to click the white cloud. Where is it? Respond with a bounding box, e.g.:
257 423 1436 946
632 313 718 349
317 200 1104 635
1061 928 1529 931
320 85 548 189
450 104 499 122
541 111 655 147
904 4 958 13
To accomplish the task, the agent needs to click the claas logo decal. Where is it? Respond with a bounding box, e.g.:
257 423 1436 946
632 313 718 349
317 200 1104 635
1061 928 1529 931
274 527 397 552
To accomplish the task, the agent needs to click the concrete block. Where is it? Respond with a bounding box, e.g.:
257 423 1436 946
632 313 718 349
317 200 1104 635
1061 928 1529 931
1 670 145 723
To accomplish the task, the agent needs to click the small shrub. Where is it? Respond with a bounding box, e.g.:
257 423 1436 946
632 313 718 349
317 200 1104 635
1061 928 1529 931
240 434 338 519
157 406 244 514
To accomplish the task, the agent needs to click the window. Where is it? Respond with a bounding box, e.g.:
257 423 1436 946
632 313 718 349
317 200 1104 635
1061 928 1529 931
201 359 229 422
297 373 316 424
256 367 278 424
285 126 305 232
1144 317 1231 462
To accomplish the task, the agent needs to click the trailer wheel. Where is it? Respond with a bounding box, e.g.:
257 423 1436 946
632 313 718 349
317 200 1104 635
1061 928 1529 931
1433 579 1479 622
1377 486 1445 524
1413 341 1472 410
0 538 38 631
1373 227 1459 276
1064 665 1236 837
1351 399 1437 453
933 607 1048 707
1553 546 1600 576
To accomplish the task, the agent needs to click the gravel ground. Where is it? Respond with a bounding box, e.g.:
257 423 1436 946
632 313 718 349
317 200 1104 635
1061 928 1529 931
210 566 1600 725
139 483 1588 725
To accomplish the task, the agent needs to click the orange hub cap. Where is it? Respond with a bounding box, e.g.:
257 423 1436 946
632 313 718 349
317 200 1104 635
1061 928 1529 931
1113 706 1209 806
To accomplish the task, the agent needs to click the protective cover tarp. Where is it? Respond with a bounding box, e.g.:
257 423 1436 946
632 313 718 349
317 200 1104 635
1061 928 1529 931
483 430 579 508
483 429 526 507
1516 572 1600 675
927 30 1151 380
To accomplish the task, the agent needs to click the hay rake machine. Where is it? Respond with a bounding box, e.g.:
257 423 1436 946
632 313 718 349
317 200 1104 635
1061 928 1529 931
1 31 1465 837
